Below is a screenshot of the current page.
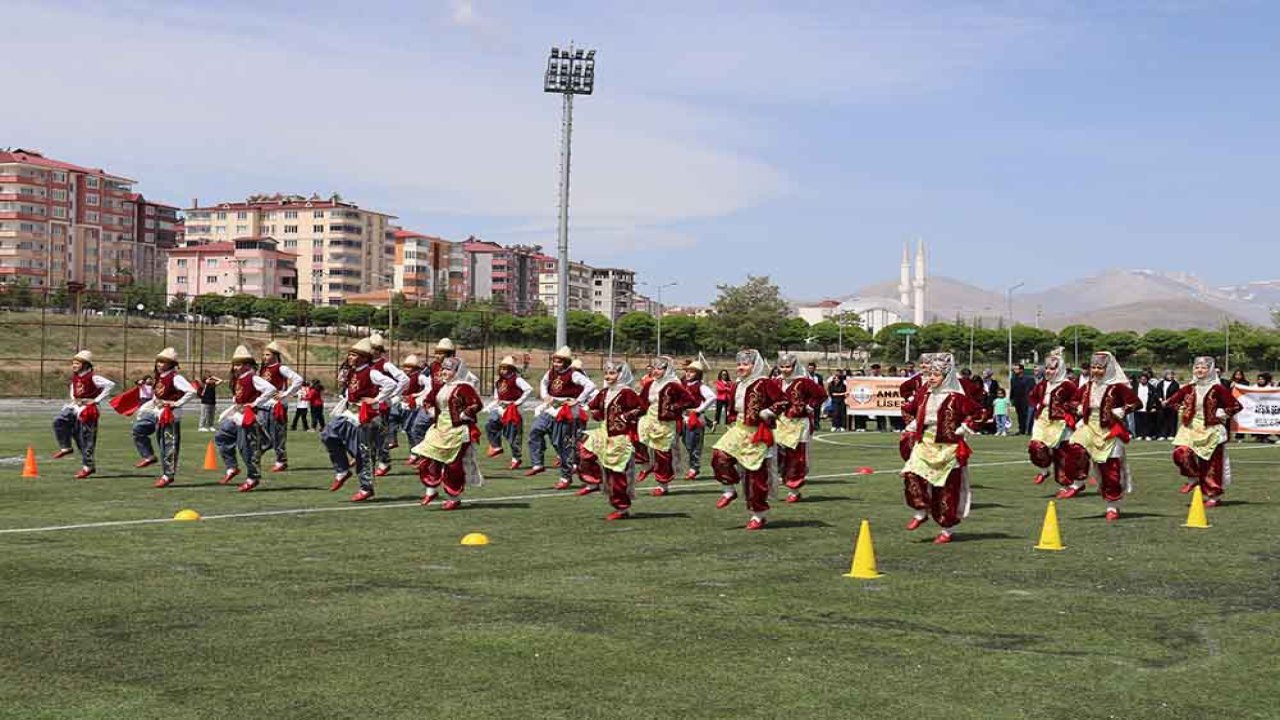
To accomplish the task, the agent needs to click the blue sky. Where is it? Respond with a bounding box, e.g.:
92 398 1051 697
7 0 1278 304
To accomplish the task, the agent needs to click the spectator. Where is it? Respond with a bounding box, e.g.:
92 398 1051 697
806 362 824 431
198 375 221 432
713 370 734 432
308 379 326 429
827 370 848 432
137 376 155 402
1226 369 1249 441
291 381 312 431
1131 371 1155 440
993 388 1011 436
1153 369 1180 440
1010 363 1035 435
980 369 1001 433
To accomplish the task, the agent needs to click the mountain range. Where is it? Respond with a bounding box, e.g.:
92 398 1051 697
847 269 1280 332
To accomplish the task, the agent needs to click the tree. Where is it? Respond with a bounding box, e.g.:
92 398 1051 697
1057 324 1102 357
224 294 258 331
337 304 375 333
873 322 919 362
492 313 523 345
523 315 556 346
658 315 699 355
1011 325 1060 364
1141 328 1189 366
1099 331 1141 363
311 306 340 330
617 312 656 353
191 294 226 320
428 310 458 340
168 292 190 314
710 276 790 353
776 317 811 351
810 321 841 352
567 310 603 350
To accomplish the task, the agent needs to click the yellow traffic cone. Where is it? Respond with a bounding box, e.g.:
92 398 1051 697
1034 500 1066 551
842 519 884 579
1183 486 1211 529
21 446 38 478
202 440 219 471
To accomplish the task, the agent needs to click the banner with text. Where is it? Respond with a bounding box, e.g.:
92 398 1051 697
843 376 905 417
1232 386 1280 435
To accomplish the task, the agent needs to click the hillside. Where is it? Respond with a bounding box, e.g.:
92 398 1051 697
1043 297 1250 333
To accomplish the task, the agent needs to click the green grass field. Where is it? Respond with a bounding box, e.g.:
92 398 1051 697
1 410 1278 719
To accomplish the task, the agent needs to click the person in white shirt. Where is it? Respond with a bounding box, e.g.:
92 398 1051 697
132 347 198 488
321 338 398 502
214 345 279 492
484 355 533 470
368 333 410 476
52 349 115 479
259 341 305 472
526 346 597 489
679 357 718 480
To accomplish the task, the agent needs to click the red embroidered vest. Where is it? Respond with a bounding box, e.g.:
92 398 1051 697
260 363 288 390
154 372 186 401
233 372 263 404
546 368 583 399
346 365 378 402
495 373 524 401
71 371 98 399
405 368 423 396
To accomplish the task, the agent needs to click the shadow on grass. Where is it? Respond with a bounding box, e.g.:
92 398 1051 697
792 495 849 504
469 502 532 510
1074 512 1170 520
625 511 692 521
931 532 1014 543
244 486 323 493
760 519 834 530
970 502 1007 509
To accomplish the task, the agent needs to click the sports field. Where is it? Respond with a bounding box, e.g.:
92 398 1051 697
1 408 1277 719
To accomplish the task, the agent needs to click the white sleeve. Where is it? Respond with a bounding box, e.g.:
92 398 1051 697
571 371 596 404
370 369 398 405
515 376 534 405
251 376 279 408
539 373 551 401
696 384 716 414
279 364 304 399
171 374 199 408
91 375 116 404
383 362 410 396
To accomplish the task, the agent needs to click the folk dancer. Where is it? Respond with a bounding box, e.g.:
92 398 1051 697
576 361 645 519
259 340 304 472
678 356 717 480
1060 351 1141 521
413 356 484 510
525 346 597 489
321 338 398 502
637 356 696 497
132 348 198 488
901 353 984 544
1026 347 1085 488
51 349 115 479
774 353 827 503
710 349 788 530
897 353 936 461
369 333 410 477
214 345 278 492
407 338 474 458
389 353 425 457
484 355 533 470
1167 356 1241 507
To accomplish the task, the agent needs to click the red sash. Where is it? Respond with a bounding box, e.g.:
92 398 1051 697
79 403 100 425
243 406 258 427
501 403 522 426
1063 413 1077 430
158 405 175 427
1107 423 1131 443
685 410 703 430
750 424 774 445
109 387 142 416
956 437 972 465
358 402 376 425
555 404 574 422
272 402 287 422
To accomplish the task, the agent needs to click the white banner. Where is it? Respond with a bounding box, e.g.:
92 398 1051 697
1232 386 1280 435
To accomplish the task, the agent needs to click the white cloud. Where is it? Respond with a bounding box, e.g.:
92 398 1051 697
450 0 479 27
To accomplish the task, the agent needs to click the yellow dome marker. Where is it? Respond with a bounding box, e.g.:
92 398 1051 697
173 509 202 521
460 532 489 546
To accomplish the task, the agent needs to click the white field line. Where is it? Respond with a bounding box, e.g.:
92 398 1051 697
2 441 1275 536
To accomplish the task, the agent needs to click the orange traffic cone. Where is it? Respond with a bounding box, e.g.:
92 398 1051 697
203 440 219 471
21 446 39 478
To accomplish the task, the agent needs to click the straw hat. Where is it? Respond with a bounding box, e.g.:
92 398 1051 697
232 345 255 363
155 347 179 364
402 354 422 368
499 355 518 368
350 338 375 356
264 340 291 360
436 338 456 352
553 345 573 361
571 358 583 371
688 359 707 373
73 350 94 364
369 333 387 350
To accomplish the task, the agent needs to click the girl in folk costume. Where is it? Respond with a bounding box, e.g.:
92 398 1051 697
413 356 484 510
710 349 788 531
259 341 304 472
132 348 199 488
321 338 398 502
484 355 534 470
678 355 717 480
637 356 697 497
1166 357 1241 507
576 361 645 520
390 353 425 458
901 353 984 544
52 350 115 479
774 353 828 503
1026 347 1086 488
897 353 937 461
1060 351 1142 521
526 346 597 488
367 333 410 476
214 346 279 492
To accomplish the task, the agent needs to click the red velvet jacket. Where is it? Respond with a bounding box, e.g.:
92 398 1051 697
642 380 697 421
902 390 984 444
1028 380 1079 421
589 387 644 437
1070 382 1141 429
1166 383 1242 427
736 377 788 428
899 374 925 404
780 376 827 419
435 382 483 427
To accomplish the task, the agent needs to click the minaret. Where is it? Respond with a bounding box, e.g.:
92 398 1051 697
913 238 926 326
898 241 911 307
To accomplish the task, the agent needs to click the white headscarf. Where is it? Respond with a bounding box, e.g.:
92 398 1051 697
1193 356 1220 388
733 349 767 411
650 356 678 400
1044 347 1068 386
441 356 472 387
777 353 801 382
604 360 634 404
1090 351 1128 387
926 353 965 395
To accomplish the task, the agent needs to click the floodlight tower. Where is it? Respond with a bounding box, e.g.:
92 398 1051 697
544 44 597 349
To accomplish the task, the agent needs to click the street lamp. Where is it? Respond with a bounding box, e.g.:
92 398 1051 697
1007 281 1025 389
641 280 677 355
544 44 597 350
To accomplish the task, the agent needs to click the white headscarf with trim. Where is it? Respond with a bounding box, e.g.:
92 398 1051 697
1090 351 1128 387
604 360 634 404
927 353 965 395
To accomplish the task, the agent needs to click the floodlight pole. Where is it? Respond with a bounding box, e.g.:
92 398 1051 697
554 90 574 350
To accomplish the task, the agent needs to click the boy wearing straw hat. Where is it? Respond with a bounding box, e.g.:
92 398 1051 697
368 333 410 476
526 346 597 488
52 350 116 479
678 356 717 480
132 347 199 488
321 337 398 501
390 353 425 456
215 345 279 492
259 340 304 472
485 355 534 470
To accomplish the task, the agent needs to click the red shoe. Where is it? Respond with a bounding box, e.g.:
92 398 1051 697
350 489 374 502
553 479 572 491
237 479 259 493
575 485 599 496
636 469 651 483
420 492 437 507
1105 509 1119 522
135 457 158 469
605 510 630 521
552 457 562 468
1203 497 1221 508
270 462 288 473
405 456 422 467
785 492 801 504
73 467 94 479
373 465 390 477
715 492 737 509
684 469 698 481
524 466 546 477
153 475 173 488
1056 485 1082 499
906 516 927 531
1088 477 1097 486
745 517 767 531
52 448 74 460
651 485 669 497
1032 473 1047 485
386 442 399 450
441 499 461 511
329 471 352 492
486 446 503 458
1178 482 1196 494
933 532 953 544
509 459 521 470
220 468 241 485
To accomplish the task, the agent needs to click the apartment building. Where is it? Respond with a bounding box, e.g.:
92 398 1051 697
166 236 298 299
590 267 636 320
183 193 394 306
537 257 594 314
391 228 452 303
0 148 176 291
460 238 545 315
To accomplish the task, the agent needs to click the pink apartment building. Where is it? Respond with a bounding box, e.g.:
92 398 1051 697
166 237 298 299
